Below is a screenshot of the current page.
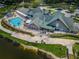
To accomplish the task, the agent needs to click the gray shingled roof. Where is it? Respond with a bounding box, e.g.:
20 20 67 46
45 11 74 31
18 7 29 15
29 8 75 31
17 7 77 32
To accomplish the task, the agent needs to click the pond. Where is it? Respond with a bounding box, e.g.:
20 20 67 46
0 38 42 59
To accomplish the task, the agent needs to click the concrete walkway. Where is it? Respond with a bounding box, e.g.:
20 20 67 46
12 33 76 55
0 24 13 33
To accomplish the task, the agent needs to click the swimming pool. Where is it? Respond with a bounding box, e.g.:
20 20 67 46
9 17 23 27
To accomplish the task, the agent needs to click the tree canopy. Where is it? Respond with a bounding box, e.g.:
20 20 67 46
0 0 79 6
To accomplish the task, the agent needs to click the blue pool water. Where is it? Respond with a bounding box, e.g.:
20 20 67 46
9 17 23 27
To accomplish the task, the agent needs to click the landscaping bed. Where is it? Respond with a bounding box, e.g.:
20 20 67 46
49 33 79 40
73 43 79 59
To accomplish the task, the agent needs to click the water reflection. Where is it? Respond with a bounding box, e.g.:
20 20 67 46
0 37 41 59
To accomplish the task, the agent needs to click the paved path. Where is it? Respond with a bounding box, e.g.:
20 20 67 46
0 24 13 33
12 33 76 54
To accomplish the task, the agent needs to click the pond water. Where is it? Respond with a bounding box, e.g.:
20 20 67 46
0 38 41 59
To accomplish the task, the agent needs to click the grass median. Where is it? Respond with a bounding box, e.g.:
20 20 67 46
49 33 79 40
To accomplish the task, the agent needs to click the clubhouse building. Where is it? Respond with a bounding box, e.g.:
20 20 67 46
16 7 79 33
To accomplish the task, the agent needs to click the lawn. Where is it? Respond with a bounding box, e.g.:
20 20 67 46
73 43 79 59
30 43 67 58
49 33 79 40
69 55 74 59
51 3 77 11
73 43 79 51
0 30 67 58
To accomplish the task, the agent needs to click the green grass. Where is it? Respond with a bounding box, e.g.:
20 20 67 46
50 3 77 10
0 30 67 58
73 43 79 59
73 43 79 51
69 54 74 59
30 43 67 58
49 33 79 40
0 30 28 44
